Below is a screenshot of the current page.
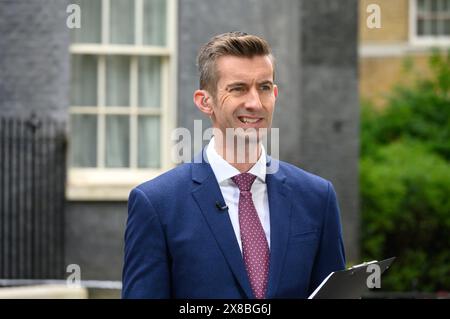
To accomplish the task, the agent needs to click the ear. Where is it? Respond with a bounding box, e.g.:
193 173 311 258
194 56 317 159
273 84 278 98
193 90 213 117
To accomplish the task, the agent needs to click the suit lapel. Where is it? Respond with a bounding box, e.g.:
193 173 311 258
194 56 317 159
190 151 292 299
191 155 253 299
265 159 292 298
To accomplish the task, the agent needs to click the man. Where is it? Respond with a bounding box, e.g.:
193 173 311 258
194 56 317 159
122 32 346 299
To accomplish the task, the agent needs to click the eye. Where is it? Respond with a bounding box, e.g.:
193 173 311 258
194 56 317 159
230 86 245 92
260 84 272 91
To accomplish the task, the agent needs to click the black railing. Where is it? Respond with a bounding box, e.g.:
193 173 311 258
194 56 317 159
0 115 66 279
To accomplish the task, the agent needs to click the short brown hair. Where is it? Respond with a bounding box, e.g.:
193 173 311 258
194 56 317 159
197 31 275 96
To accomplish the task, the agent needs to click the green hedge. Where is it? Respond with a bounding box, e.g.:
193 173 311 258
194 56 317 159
360 51 450 292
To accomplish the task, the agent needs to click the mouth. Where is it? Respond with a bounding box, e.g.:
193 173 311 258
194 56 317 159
237 116 263 124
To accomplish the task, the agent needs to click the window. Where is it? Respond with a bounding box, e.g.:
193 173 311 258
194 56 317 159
411 0 450 44
68 0 176 200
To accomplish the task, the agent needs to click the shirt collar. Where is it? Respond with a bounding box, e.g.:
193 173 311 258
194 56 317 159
206 136 267 184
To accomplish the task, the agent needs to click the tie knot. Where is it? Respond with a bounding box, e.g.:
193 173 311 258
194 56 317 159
231 173 257 192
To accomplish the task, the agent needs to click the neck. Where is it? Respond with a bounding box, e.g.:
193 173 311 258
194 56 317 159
214 136 262 173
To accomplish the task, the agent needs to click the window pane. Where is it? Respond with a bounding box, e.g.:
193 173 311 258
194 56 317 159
445 19 450 35
106 56 130 106
139 57 161 108
70 114 97 167
110 0 134 44
418 0 426 12
424 16 432 34
106 115 130 168
71 0 101 43
138 116 160 168
143 0 167 46
431 18 438 34
437 17 444 36
71 55 97 106
431 0 438 12
418 18 425 35
445 0 450 12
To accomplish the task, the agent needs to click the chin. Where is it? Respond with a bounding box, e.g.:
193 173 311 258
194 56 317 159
234 128 268 144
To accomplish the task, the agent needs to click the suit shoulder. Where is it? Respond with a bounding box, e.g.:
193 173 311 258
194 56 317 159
277 160 332 195
133 163 192 196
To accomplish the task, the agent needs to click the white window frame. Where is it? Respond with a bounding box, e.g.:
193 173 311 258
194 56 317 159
410 0 450 46
67 0 177 200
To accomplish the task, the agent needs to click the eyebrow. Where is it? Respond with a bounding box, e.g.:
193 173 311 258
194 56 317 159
225 82 247 89
225 80 273 90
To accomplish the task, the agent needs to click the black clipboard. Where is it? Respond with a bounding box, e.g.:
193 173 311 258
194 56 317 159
308 257 396 299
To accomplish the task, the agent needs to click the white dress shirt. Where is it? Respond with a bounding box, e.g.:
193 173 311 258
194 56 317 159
206 137 271 253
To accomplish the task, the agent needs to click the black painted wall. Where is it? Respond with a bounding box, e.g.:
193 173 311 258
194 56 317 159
0 0 70 279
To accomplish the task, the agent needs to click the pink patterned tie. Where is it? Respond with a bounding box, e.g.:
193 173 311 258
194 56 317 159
231 173 270 299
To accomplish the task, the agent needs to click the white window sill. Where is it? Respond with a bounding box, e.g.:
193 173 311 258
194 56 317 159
66 168 172 201
359 41 450 57
410 37 450 47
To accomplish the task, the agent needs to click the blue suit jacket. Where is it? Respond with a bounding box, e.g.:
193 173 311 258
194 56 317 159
122 153 346 299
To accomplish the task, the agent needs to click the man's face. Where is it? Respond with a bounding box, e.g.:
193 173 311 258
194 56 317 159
210 55 278 140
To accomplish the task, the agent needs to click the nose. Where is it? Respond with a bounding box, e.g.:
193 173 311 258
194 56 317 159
244 87 263 110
